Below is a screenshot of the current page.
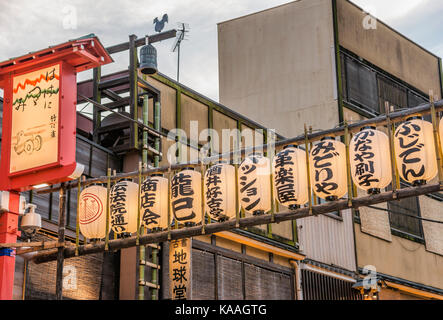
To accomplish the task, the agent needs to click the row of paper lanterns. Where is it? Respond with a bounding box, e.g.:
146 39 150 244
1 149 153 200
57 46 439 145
79 117 443 239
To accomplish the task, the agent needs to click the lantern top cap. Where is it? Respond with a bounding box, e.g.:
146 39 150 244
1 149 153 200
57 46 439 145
283 144 297 149
181 167 195 171
320 136 336 142
0 34 113 86
150 173 164 177
360 126 377 131
406 115 424 121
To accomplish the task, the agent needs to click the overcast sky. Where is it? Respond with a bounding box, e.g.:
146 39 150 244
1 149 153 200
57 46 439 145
0 0 442 102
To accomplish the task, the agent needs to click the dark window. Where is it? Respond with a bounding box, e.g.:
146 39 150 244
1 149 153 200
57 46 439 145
344 57 378 113
340 50 429 117
387 183 423 238
378 75 407 112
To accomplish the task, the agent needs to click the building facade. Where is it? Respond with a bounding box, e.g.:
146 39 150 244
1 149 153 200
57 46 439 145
2 0 442 300
218 0 443 299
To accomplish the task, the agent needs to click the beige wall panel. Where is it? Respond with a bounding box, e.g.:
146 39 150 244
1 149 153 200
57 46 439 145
271 221 293 241
355 223 443 289
215 236 242 253
358 205 392 242
343 107 366 123
419 196 443 256
356 188 392 242
241 124 264 151
337 0 441 98
297 209 357 271
218 0 339 138
212 110 238 154
145 76 177 130
246 245 270 262
181 93 209 145
272 254 292 269
160 137 176 167
194 235 211 244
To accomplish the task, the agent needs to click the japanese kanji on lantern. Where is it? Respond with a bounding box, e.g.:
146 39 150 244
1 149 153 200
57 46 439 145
239 153 271 215
394 116 438 186
0 36 112 192
273 145 308 209
204 162 236 221
350 127 392 194
140 174 169 231
78 185 109 239
309 137 347 201
169 238 192 300
110 180 139 234
171 168 202 226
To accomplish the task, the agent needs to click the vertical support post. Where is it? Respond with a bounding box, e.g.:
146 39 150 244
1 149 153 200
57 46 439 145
92 67 102 143
309 126 317 206
136 162 142 246
167 167 172 241
129 34 139 150
0 191 21 300
385 102 400 195
142 95 149 165
234 164 240 228
55 183 67 300
75 177 81 256
304 125 313 215
105 168 111 250
154 101 161 167
200 162 206 234
429 91 443 184
152 99 161 301
344 121 353 207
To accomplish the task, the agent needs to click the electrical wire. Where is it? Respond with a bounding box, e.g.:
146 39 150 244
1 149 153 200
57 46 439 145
365 205 443 225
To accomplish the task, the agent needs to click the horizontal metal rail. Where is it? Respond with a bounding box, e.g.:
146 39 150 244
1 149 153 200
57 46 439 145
31 183 442 264
37 99 443 194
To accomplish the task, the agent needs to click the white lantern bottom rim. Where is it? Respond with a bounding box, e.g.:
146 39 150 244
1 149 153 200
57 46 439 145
253 210 266 216
368 188 381 195
413 179 427 187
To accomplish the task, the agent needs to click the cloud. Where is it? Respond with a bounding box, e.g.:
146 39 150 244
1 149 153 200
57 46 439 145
0 0 441 102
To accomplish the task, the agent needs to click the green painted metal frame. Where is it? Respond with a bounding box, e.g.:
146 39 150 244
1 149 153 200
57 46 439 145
150 73 297 247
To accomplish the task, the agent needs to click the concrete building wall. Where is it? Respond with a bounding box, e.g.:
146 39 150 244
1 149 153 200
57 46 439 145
218 0 340 137
337 0 441 98
354 221 443 290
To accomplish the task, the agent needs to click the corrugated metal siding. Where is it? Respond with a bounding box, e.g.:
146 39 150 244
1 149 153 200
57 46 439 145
297 209 356 271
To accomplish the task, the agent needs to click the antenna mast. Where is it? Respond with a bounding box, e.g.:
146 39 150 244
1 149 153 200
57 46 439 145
172 23 189 83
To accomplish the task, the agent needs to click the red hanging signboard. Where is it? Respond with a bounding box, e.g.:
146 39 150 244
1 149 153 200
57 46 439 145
0 36 113 192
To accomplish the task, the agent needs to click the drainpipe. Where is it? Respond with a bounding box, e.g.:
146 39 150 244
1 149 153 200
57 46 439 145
289 259 302 300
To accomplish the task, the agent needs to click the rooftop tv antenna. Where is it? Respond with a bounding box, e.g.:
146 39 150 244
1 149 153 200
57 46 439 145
171 22 190 83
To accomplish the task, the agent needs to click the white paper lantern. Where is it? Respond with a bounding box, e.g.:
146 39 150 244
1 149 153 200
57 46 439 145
309 137 347 201
140 174 169 231
109 180 139 234
239 154 271 215
350 127 392 194
78 185 109 239
204 163 236 221
273 146 308 208
171 168 202 226
394 117 437 185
